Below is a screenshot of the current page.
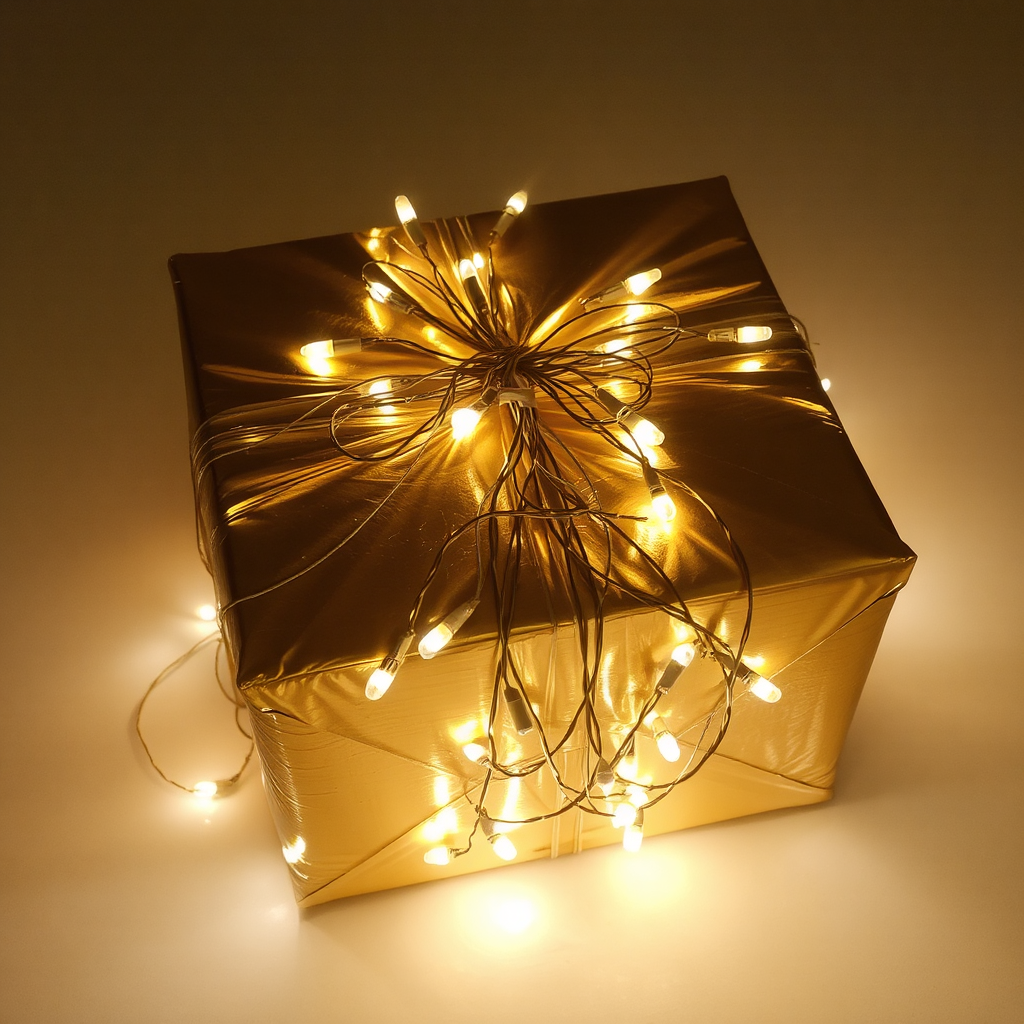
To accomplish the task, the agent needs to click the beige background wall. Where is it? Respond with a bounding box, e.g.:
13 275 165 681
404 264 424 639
1 2 1020 1021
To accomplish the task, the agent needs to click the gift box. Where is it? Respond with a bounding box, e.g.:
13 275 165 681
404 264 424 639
170 176 914 906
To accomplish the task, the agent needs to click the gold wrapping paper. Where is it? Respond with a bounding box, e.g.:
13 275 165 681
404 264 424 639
170 177 914 905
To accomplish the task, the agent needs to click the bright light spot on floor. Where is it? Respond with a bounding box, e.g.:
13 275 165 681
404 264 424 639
492 898 537 935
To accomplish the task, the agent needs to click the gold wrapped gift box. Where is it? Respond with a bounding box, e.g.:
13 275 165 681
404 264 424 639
170 177 914 906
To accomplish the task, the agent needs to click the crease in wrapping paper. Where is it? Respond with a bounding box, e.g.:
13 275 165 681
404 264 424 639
170 176 915 902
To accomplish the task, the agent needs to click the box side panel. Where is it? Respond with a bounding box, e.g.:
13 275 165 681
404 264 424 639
248 561 906 904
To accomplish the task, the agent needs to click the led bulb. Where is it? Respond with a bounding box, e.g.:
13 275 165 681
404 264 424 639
491 190 528 239
623 415 665 448
707 325 773 344
450 389 497 441
300 337 363 361
624 268 662 296
424 846 452 866
595 388 666 448
282 837 306 864
612 801 638 829
368 281 393 304
672 642 696 666
367 378 396 413
489 833 518 862
192 781 218 799
505 191 528 215
395 195 417 225
418 599 480 659
747 673 782 704
196 604 217 622
737 325 773 344
656 641 697 693
623 810 645 853
419 623 454 658
365 666 395 701
646 713 680 762
821 377 832 392
643 457 675 521
395 194 427 249
451 406 482 440
365 631 414 701
462 741 488 764
588 268 663 304
651 489 676 522
300 339 334 359
656 730 681 763
472 251 485 269
458 258 489 318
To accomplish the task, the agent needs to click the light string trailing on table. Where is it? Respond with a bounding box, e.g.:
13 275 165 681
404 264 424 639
190 189 796 860
136 627 255 798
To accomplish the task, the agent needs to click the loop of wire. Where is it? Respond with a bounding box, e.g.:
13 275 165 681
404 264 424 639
172 207 802 854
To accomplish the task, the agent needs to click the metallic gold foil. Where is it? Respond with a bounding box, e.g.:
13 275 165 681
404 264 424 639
170 177 914 905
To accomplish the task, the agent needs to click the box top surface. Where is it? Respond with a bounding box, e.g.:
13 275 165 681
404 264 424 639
170 176 914 689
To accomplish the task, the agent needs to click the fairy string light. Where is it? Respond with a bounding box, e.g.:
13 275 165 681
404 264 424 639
136 628 255 798
186 189 797 860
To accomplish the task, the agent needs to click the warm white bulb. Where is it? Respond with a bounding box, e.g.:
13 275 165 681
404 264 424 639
821 377 832 392
365 667 395 701
492 191 528 239
451 406 482 440
458 258 477 281
748 674 782 703
658 640 697 693
368 281 392 304
196 604 217 622
631 419 665 448
395 195 417 225
282 837 306 864
671 642 696 667
652 491 676 522
423 846 452 866
736 325 773 344
505 190 528 215
656 730 681 763
622 822 644 853
299 339 335 359
472 251 485 269
490 833 518 861
419 623 454 659
419 599 480 660
368 378 395 413
462 741 488 764
192 781 218 799
624 268 662 296
611 801 638 828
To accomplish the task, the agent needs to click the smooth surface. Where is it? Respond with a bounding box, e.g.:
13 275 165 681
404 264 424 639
1 1 1020 1020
